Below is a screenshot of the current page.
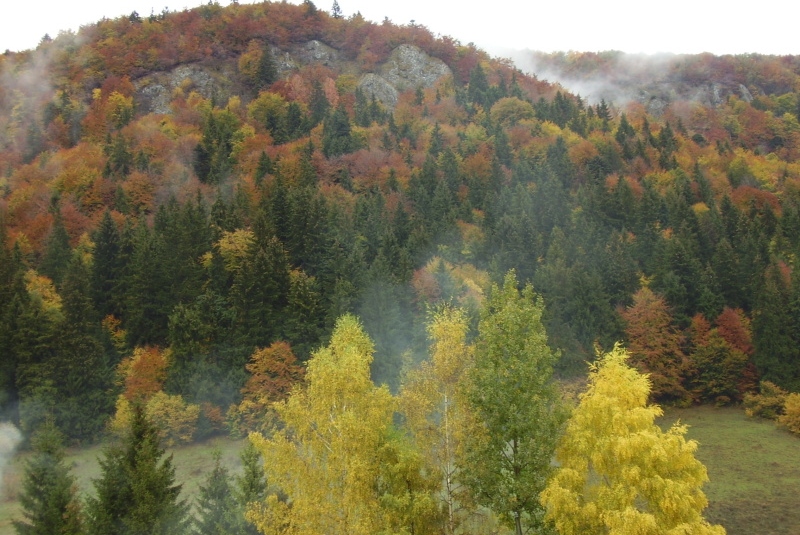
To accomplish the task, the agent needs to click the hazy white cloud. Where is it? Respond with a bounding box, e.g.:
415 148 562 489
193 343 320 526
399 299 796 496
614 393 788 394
0 422 22 498
2 0 798 55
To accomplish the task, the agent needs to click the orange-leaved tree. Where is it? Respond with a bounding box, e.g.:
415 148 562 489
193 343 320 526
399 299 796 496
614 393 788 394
686 308 755 404
621 286 689 402
227 341 305 436
111 346 200 445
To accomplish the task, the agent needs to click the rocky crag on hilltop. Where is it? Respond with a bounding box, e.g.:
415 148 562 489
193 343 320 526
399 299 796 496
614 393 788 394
134 41 452 115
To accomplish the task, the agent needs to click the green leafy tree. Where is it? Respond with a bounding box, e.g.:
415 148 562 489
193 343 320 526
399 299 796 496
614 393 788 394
463 271 566 535
13 419 83 535
541 345 725 535
86 404 190 535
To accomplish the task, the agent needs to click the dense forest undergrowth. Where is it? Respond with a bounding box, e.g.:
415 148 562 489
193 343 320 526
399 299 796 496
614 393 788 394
2 1 800 533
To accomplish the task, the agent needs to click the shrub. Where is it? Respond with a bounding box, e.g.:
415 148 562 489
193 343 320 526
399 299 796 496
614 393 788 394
743 380 788 420
777 393 800 435
109 392 200 446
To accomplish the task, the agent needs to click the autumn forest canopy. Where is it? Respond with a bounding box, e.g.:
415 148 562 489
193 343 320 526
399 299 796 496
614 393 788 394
3 1 800 533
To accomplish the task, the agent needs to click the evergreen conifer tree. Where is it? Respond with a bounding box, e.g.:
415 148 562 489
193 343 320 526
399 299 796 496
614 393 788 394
86 404 190 535
194 450 240 535
13 419 83 535
235 441 267 535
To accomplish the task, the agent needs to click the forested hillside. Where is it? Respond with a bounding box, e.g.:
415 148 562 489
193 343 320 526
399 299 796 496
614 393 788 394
1 0 800 448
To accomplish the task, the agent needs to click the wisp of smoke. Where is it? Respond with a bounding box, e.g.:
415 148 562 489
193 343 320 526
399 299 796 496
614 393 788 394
0 422 23 498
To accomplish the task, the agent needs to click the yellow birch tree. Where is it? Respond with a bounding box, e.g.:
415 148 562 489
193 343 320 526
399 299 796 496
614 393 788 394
540 344 726 535
248 314 412 535
400 305 476 535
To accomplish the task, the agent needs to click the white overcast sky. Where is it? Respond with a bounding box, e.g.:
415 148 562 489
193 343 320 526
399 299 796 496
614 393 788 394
2 0 798 57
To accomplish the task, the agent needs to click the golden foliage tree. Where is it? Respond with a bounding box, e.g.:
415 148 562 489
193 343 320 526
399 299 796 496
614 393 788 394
400 305 475 534
110 346 199 445
541 345 725 535
249 315 433 535
778 393 800 435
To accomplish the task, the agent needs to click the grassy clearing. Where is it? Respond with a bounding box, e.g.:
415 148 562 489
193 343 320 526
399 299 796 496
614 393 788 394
662 406 800 535
0 436 246 535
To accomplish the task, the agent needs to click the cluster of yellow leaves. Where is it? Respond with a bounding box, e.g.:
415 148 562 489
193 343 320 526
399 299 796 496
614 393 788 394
111 392 200 447
778 394 800 435
541 345 725 535
101 315 128 355
489 97 535 128
24 270 63 322
743 381 800 436
248 315 398 535
110 346 199 445
400 306 475 534
214 228 254 272
238 40 264 85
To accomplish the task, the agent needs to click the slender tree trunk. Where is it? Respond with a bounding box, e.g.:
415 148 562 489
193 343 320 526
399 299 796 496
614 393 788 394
444 392 455 535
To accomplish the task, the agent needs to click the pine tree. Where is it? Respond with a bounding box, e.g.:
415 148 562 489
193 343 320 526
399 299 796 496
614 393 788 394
256 44 277 90
330 0 342 18
13 419 83 535
194 450 240 535
86 404 190 535
51 255 114 441
39 213 71 287
235 441 267 535
468 63 489 109
309 80 330 127
322 104 356 158
91 211 123 319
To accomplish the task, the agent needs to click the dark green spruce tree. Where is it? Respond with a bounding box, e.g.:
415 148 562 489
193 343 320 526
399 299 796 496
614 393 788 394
13 419 83 535
86 404 190 535
194 450 241 535
235 441 268 535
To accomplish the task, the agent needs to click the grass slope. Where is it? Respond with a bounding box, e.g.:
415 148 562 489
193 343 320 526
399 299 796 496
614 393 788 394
662 406 800 535
0 436 246 535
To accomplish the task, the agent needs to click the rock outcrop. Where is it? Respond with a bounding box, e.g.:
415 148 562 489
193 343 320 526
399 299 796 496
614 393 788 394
358 73 399 109
134 63 236 115
134 41 452 114
379 44 451 91
358 44 452 109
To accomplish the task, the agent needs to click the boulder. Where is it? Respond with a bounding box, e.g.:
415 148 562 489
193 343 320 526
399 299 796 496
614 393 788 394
357 73 399 109
134 63 234 115
379 44 451 92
